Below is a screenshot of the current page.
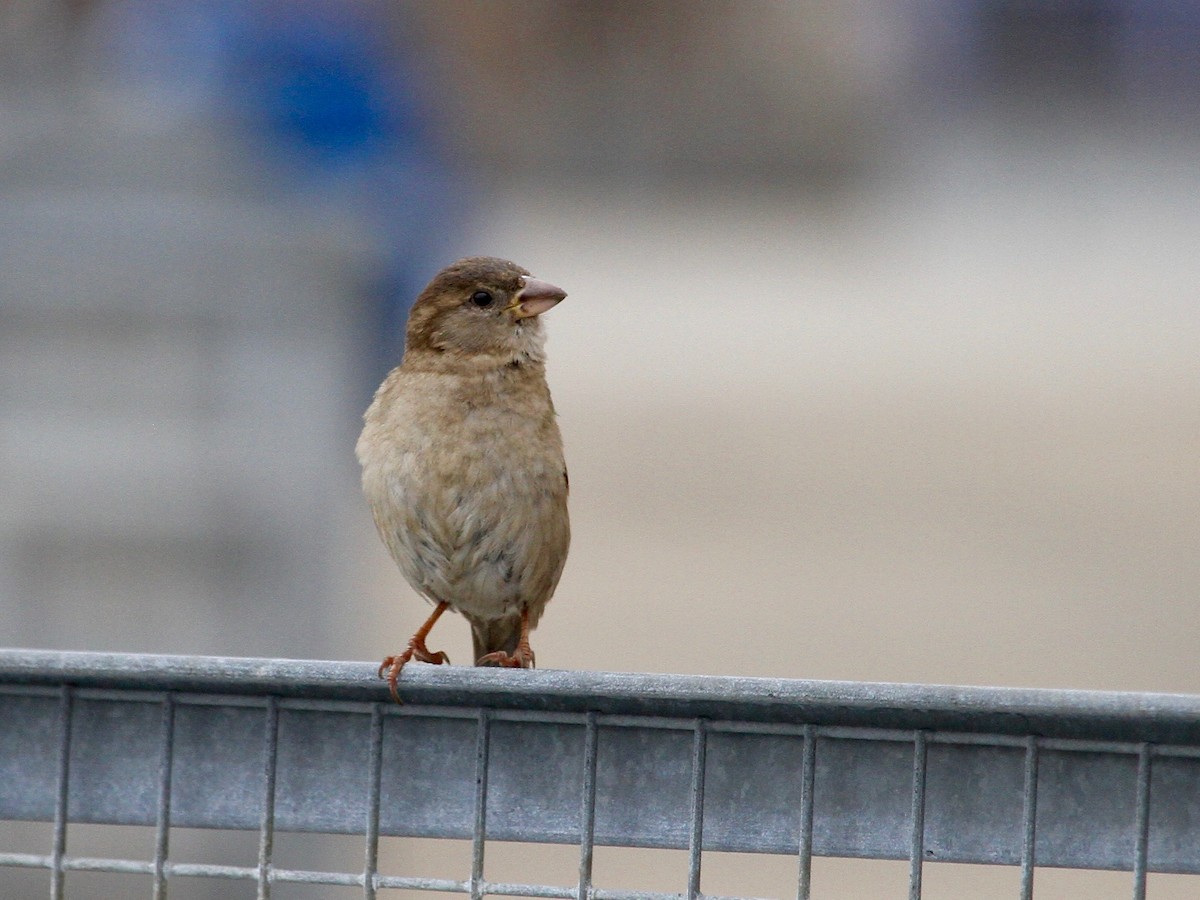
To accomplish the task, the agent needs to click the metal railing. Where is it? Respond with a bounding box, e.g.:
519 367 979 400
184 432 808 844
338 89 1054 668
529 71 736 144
1 649 1199 898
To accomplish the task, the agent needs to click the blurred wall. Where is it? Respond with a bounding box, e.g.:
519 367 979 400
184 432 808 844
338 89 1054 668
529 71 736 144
0 0 466 658
408 0 895 184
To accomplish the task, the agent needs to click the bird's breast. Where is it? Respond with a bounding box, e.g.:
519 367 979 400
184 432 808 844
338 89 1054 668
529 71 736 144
357 367 569 620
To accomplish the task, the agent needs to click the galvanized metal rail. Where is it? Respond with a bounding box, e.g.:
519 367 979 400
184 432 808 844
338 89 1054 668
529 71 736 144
1 649 1199 898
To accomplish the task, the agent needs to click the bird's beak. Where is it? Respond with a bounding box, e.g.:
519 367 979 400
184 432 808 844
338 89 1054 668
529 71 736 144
504 277 567 319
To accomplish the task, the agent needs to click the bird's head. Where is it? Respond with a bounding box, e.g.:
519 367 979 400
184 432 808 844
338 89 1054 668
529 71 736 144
403 257 566 365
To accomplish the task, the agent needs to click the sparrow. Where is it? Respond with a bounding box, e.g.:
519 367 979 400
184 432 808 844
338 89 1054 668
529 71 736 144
356 256 570 701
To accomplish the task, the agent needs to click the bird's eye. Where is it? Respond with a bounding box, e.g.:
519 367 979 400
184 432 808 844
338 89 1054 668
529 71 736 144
471 290 494 308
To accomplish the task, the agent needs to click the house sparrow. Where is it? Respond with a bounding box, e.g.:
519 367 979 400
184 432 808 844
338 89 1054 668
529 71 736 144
356 257 570 701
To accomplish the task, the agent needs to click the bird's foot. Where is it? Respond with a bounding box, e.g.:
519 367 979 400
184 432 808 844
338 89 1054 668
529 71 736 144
379 601 452 703
475 644 535 669
378 640 450 702
476 605 536 669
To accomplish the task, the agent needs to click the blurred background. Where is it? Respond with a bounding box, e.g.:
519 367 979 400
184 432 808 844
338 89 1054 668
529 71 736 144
2 1 1198 897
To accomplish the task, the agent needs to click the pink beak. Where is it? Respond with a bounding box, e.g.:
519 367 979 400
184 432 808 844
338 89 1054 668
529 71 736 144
510 277 567 319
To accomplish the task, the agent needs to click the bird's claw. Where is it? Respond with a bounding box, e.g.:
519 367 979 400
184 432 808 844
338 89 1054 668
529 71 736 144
475 646 536 669
378 640 450 703
413 645 451 666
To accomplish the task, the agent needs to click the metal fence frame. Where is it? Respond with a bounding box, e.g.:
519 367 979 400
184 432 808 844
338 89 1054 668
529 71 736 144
1 649 1199 899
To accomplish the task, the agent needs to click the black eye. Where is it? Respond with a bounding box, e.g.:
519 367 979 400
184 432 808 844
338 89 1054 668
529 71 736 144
471 290 494 308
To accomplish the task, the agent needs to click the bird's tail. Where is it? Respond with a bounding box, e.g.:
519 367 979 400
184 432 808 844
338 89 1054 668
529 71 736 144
469 614 522 666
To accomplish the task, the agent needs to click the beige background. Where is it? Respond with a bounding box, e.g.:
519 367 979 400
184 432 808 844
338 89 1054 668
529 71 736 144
359 159 1200 696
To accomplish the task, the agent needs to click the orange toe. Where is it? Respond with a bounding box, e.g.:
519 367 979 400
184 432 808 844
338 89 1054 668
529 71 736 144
475 645 535 668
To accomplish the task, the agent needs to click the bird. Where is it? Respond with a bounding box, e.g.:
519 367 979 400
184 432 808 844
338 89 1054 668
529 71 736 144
356 256 570 701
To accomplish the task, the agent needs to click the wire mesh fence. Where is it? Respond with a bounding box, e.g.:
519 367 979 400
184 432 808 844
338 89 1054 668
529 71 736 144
1 649 1199 898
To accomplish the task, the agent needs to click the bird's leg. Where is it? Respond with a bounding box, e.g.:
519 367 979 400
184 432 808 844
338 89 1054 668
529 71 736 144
379 601 451 702
475 606 536 669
